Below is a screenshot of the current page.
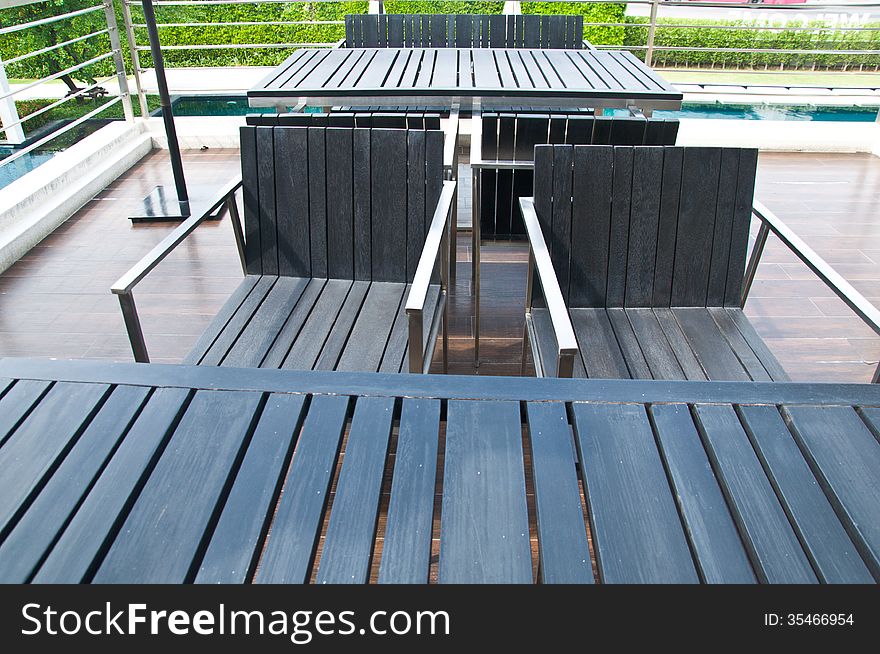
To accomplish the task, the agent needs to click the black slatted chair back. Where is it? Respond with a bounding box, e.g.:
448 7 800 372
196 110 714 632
480 114 680 237
240 125 444 283
345 14 584 49
245 112 442 130
531 145 758 309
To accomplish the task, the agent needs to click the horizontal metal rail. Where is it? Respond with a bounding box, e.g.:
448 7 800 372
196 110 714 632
520 197 579 379
0 80 110 134
2 29 110 66
111 177 244 363
743 201 880 382
0 4 105 36
0 96 121 169
0 51 116 102
134 42 337 51
132 21 344 28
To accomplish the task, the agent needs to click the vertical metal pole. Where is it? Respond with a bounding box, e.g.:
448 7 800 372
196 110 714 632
121 0 149 117
226 191 248 274
118 292 150 363
741 221 770 308
645 0 660 67
0 54 25 144
473 169 481 368
141 0 189 207
103 0 134 122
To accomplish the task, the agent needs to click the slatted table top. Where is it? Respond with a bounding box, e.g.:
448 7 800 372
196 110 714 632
248 48 683 111
1 357 877 584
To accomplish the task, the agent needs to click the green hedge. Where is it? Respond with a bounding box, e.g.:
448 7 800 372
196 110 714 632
624 18 880 70
2 2 877 77
522 2 625 46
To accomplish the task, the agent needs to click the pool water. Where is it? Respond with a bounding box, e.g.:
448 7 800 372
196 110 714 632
167 95 879 122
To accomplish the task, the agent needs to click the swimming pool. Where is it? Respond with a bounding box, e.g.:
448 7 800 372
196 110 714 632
166 95 879 122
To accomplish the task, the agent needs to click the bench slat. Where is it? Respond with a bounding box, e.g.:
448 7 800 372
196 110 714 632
196 393 306 584
256 394 350 583
694 404 817 583
317 396 395 583
526 402 593 583
573 402 698 583
440 400 531 583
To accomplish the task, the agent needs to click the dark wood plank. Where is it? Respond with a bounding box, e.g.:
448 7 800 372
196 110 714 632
378 284 412 374
221 277 310 368
707 148 740 304
379 398 441 583
526 402 593 583
725 148 758 306
549 144 573 297
739 404 873 583
308 127 328 278
0 382 110 538
573 402 699 583
785 405 880 579
371 129 407 282
652 147 683 306
671 147 722 306
336 282 406 372
570 145 612 307
406 129 426 281
489 15 505 49
523 15 540 48
256 126 279 275
625 308 686 380
199 275 277 367
240 126 262 274
693 403 817 583
570 308 630 378
707 307 773 382
255 394 350 583
274 125 311 276
0 385 150 583
0 379 51 446
93 390 262 583
650 403 756 583
313 280 370 371
653 307 707 380
353 128 372 281
672 308 750 381
260 278 326 369
625 146 663 306
281 279 353 371
719 308 790 381
326 127 355 279
440 400 531 583
607 308 652 379
316 396 395 584
196 393 306 584
387 14 404 47
606 146 633 307
32 388 192 582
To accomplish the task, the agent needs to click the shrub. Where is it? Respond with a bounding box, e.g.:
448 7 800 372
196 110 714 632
522 2 626 46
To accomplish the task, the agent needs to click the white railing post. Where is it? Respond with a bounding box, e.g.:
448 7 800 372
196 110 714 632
0 53 25 144
120 0 149 118
646 0 660 66
369 1 383 15
503 1 522 15
103 0 134 122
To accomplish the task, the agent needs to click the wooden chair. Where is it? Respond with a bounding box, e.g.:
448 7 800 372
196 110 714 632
344 14 585 49
522 144 784 380
112 126 456 374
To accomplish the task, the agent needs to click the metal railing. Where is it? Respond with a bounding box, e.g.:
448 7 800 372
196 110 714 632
0 1 133 164
109 0 880 115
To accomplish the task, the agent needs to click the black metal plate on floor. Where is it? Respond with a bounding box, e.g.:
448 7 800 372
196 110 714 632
129 185 222 223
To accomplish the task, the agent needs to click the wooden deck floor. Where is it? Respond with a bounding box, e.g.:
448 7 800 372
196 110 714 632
0 148 878 382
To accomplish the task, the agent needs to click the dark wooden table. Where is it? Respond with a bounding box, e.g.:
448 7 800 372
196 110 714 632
1 358 877 584
248 48 682 114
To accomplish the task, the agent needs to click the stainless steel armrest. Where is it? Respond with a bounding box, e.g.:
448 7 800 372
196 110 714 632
520 197 579 378
110 176 244 363
406 180 456 373
747 200 880 382
443 107 459 174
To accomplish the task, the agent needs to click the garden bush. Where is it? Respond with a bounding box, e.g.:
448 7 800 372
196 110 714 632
522 2 625 46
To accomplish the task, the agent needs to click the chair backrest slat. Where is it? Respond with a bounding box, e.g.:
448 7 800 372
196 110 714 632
479 113 680 238
531 145 759 309
240 125 444 283
344 14 584 49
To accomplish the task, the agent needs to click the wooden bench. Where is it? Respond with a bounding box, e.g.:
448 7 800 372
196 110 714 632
112 126 456 374
2 357 878 584
344 13 585 49
521 144 880 381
